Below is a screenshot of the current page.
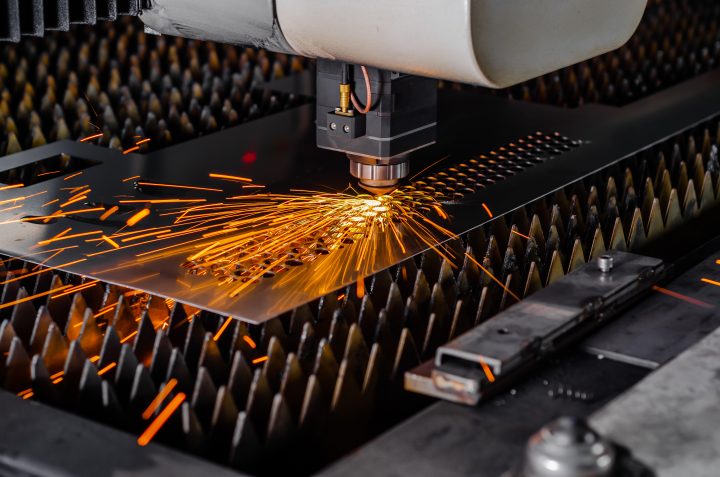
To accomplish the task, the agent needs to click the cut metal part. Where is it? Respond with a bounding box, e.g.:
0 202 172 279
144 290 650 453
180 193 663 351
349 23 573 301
406 251 665 405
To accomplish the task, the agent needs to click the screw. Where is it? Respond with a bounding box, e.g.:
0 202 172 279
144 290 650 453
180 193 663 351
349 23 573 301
330 122 337 131
343 125 351 133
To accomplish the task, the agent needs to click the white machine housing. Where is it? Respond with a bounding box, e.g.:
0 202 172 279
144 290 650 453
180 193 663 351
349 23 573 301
141 0 648 87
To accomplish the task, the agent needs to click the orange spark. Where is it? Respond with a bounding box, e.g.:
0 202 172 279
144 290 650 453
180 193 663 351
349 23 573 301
97 362 117 376
120 331 138 344
101 235 120 249
63 171 83 181
464 253 520 302
356 277 365 298
99 205 119 221
37 230 102 246
50 371 64 380
142 379 178 420
126 208 151 227
135 138 151 145
652 285 714 309
0 285 72 310
0 184 24 191
80 133 104 142
511 229 531 240
213 316 234 341
243 336 257 349
136 392 186 446
482 203 493 218
22 392 34 399
123 176 141 182
136 182 223 193
90 355 100 363
208 173 252 183
701 278 720 288
252 356 269 365
479 357 496 383
123 146 140 155
337 293 346 301
59 194 88 208
37 171 61 177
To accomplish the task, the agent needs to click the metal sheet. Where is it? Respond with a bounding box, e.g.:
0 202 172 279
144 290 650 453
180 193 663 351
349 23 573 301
590 326 720 477
2 70 720 323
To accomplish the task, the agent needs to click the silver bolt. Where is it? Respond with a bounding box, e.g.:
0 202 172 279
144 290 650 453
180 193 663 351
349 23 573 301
330 122 337 131
598 254 613 273
343 125 351 133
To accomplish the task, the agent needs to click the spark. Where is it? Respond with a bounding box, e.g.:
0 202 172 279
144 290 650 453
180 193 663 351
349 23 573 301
59 194 88 208
252 356 269 365
37 171 61 177
356 278 365 298
0 285 72 310
80 133 104 142
0 184 24 191
99 206 119 221
208 173 252 183
701 278 720 288
22 392 34 399
243 336 257 349
101 235 120 249
479 357 496 383
37 231 102 246
120 199 207 204
63 171 83 181
213 316 234 341
511 229 531 240
123 176 141 182
464 253 521 302
90 355 100 363
136 138 151 145
137 393 186 446
97 362 117 376
142 379 178 419
123 146 140 155
136 182 223 193
120 330 138 344
652 285 714 309
337 293 346 301
126 208 151 226
482 203 493 218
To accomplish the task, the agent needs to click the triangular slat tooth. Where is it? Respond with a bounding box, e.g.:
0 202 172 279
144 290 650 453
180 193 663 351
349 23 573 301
31 354 57 404
523 261 543 298
373 312 396 373
191 367 218 432
438 260 458 303
394 258 418 298
4 337 31 393
429 283 450 321
77 359 104 417
260 318 287 352
422 312 449 359
210 384 239 454
228 350 253 409
402 297 426 352
129 363 157 419
411 270 431 318
528 214 547 253
693 153 706 195
609 217 628 251
299 375 327 435
466 227 487 261
448 300 473 340
659 169 672 213
543 225 561 281
267 393 296 454
510 207 530 236
1 273 21 321
317 293 339 338
567 239 586 273
628 208 647 251
199 332 228 386
357 295 377 346
166 348 193 394
288 304 313 350
296 322 317 376
179 403 207 455
699 171 717 212
498 273 520 311
683 178 700 219
246 369 273 438
392 328 420 381
664 189 683 232
678 162 689 204
41 322 68 375
384 283 405 332
342 324 369 384
98 326 122 372
507 226 525 261
149 331 173 385
45 275 70 326
78 308 103 358
30 306 53 355
490 216 510 251
230 412 263 470
280 353 306 419
485 236 503 274
183 314 207 373
420 249 442 285
167 302 190 348
546 250 565 286
702 129 712 160
231 321 256 358
369 269 393 311
312 339 339 403
114 344 139 403
654 154 667 192
10 287 36 347
112 295 137 342
328 312 349 362
330 360 364 446
62 340 87 404
646 199 665 242
588 227 607 261
640 177 655 226
262 336 286 392
146 295 169 330
64 292 88 341
687 136 697 164
361 343 384 398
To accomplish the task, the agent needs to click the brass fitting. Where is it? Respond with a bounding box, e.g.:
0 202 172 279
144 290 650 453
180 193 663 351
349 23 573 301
339 83 351 115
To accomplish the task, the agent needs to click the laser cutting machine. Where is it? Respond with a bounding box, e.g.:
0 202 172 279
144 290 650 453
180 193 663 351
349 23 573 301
2 0 720 476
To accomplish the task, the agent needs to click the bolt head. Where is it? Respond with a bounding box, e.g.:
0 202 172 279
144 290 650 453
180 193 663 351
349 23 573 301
330 122 337 131
343 125 351 133
598 255 614 273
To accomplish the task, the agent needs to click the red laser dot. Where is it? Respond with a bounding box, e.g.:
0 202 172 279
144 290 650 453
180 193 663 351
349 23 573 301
242 151 257 165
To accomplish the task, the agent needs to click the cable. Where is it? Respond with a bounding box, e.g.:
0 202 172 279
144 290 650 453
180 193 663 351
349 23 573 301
351 66 373 114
